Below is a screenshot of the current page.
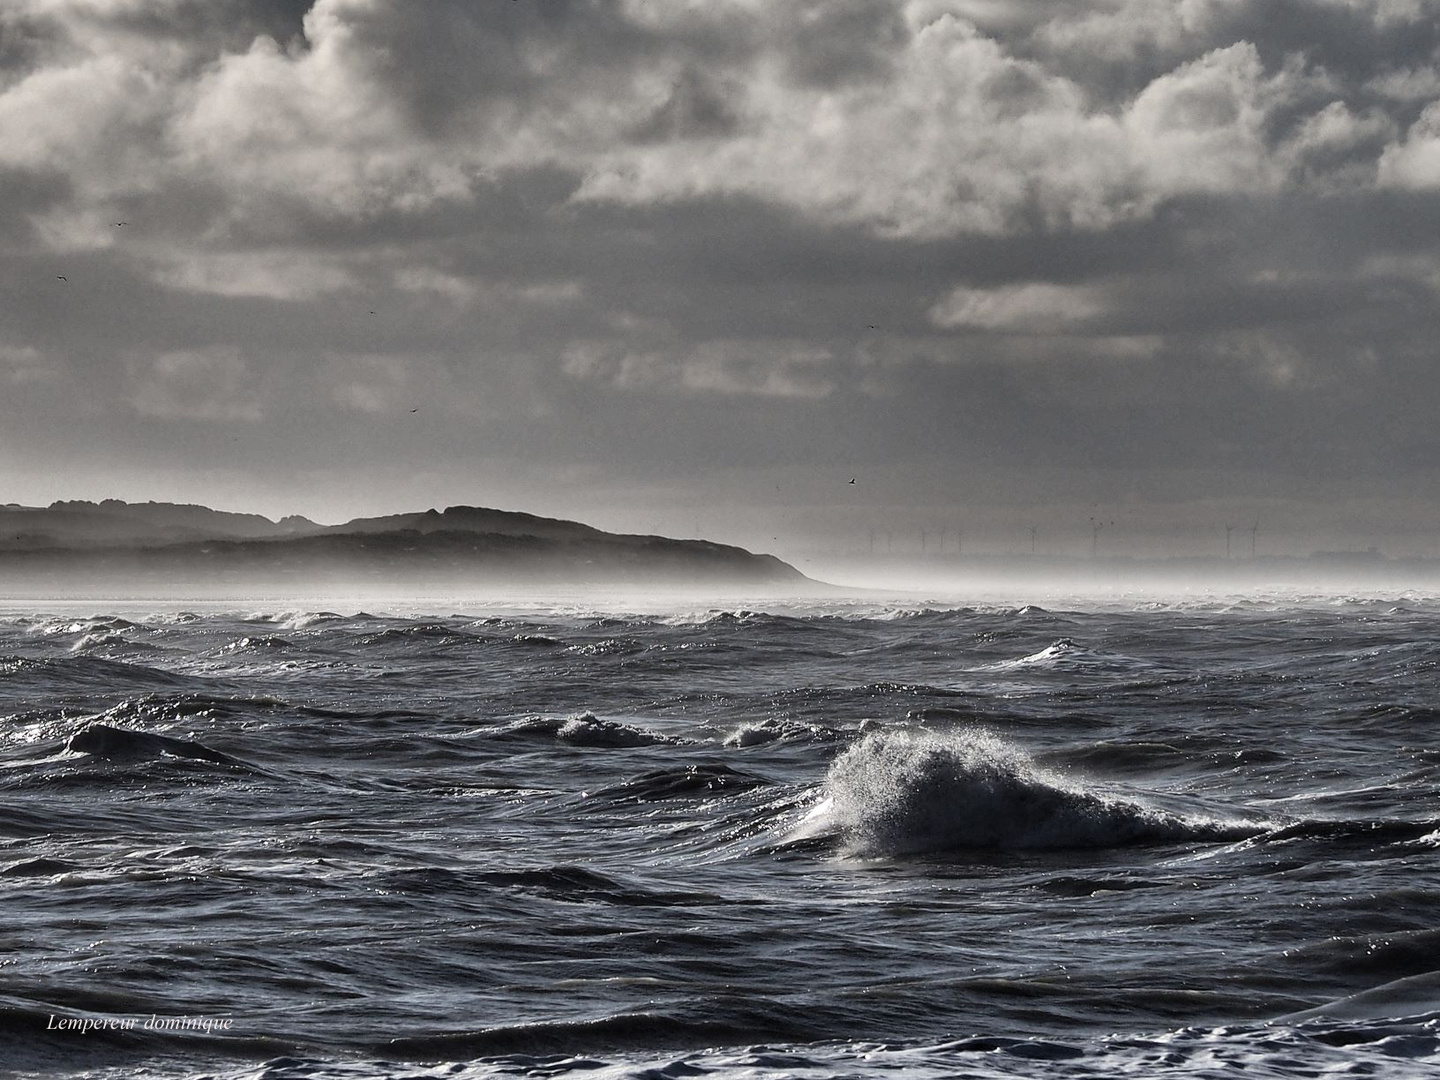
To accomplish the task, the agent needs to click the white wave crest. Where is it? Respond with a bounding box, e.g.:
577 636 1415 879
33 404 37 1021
812 729 1247 855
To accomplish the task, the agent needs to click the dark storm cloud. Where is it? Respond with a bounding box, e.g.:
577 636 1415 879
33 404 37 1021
626 68 742 143
325 0 663 133
775 0 911 89
0 166 71 246
0 8 57 83
0 0 312 80
94 0 313 54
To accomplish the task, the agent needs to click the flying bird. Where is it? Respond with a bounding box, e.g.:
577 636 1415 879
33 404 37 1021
848 478 856 484
115 222 126 227
56 275 67 281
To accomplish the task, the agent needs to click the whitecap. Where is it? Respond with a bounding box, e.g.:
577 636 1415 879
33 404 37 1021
808 728 1257 855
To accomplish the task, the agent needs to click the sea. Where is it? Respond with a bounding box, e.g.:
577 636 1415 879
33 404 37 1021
4 586 1440 1079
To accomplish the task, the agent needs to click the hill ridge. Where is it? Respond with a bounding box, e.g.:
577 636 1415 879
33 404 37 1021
0 499 806 592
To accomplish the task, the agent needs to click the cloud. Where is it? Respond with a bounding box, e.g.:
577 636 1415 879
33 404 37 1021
1318 0 1428 27
1283 100 1397 186
4 0 1432 249
1378 101 1440 188
1023 0 1440 105
571 14 1405 238
126 346 264 421
767 0 911 90
1123 44 1292 196
1366 65 1440 105
323 351 417 414
563 338 835 398
573 14 1138 236
681 340 836 398
171 29 473 223
1359 251 1440 292
151 249 358 298
1032 0 1245 72
392 266 584 309
0 343 54 384
930 283 1108 333
0 49 172 209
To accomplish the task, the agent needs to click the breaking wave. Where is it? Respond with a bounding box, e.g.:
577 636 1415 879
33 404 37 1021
805 729 1262 855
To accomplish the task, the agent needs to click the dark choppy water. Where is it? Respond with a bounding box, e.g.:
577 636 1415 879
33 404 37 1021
4 593 1440 1078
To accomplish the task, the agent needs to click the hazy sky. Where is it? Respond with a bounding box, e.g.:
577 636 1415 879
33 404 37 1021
3 0 1440 559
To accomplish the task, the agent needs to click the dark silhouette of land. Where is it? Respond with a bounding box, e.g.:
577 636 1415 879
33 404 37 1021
0 500 807 596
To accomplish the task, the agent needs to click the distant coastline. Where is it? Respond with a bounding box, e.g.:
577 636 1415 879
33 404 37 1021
0 500 809 597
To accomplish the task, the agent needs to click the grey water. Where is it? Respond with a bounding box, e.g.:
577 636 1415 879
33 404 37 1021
4 592 1440 1078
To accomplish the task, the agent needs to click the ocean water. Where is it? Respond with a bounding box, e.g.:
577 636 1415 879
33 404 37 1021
4 591 1440 1079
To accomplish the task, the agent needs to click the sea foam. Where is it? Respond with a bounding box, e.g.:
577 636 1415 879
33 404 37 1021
811 729 1250 855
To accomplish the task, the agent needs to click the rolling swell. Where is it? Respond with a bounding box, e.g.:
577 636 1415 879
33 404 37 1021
65 723 255 770
809 729 1264 855
376 1001 819 1059
1 997 296 1070
0 654 191 691
591 763 769 802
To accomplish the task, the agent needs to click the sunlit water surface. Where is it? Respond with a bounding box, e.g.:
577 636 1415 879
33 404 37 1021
4 589 1440 1078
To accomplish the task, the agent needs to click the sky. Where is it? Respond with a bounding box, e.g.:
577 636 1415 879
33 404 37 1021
3 0 1440 562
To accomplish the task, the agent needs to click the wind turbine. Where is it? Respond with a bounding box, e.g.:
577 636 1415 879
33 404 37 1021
1089 517 1111 558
